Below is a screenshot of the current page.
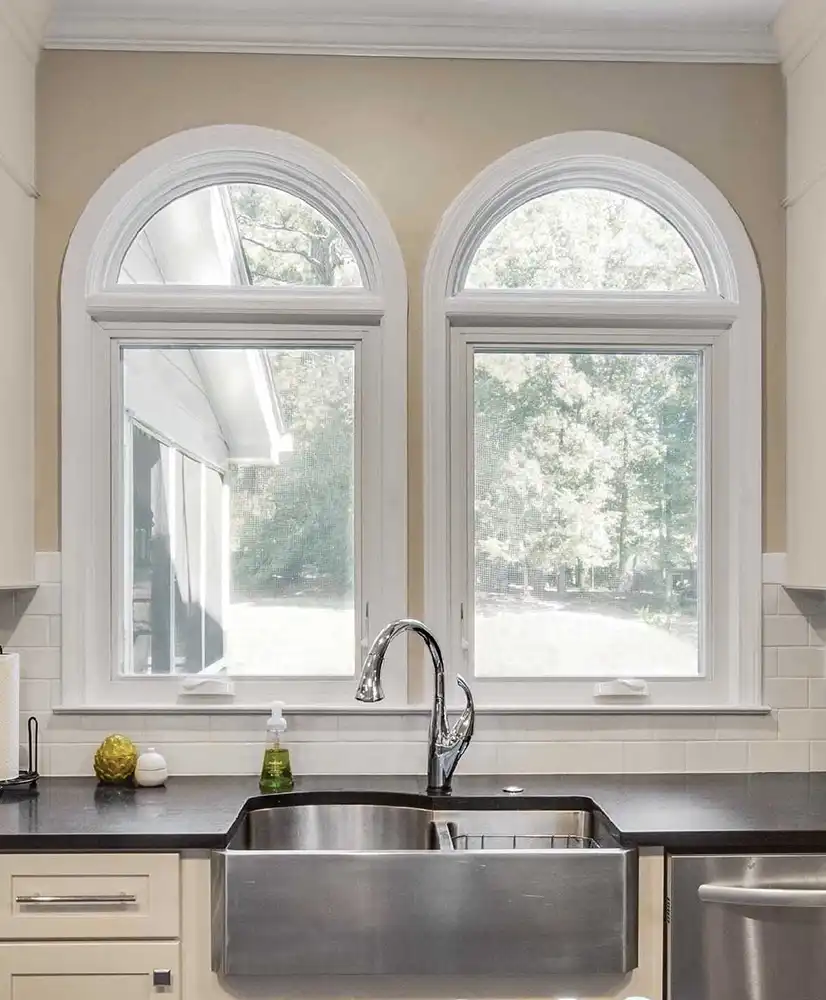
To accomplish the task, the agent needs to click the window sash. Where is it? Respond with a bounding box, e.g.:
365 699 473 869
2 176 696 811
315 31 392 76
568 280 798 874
446 326 737 709
123 419 227 678
86 321 405 708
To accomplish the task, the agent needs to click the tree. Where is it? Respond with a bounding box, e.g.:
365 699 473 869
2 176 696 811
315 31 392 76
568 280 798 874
474 350 699 616
228 184 361 287
466 188 703 292
231 348 355 600
225 184 359 601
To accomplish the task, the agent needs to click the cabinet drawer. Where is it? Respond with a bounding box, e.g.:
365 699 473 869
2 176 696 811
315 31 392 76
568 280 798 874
0 854 179 940
0 940 180 999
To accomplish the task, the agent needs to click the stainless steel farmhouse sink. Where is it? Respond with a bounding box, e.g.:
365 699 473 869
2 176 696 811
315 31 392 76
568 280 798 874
212 796 637 978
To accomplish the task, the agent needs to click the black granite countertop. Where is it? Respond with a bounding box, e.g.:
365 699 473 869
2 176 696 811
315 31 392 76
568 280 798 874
3 773 826 851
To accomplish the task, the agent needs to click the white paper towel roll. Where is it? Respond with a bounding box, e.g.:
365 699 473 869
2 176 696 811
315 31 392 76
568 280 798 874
0 653 20 781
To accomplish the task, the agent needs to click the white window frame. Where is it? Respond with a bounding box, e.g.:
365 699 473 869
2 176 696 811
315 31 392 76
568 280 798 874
61 125 408 709
423 131 762 711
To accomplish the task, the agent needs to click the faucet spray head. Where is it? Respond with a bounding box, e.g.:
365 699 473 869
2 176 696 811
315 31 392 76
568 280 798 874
355 634 387 703
355 670 384 703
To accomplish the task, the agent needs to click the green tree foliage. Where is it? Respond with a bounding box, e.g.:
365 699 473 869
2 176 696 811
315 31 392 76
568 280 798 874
228 184 362 287
475 352 698 609
231 348 355 599
226 184 359 600
229 185 701 614
466 188 704 291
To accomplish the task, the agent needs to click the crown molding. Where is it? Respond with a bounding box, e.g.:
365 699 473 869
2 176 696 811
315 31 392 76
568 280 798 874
1 1 52 62
44 1 779 63
773 0 826 71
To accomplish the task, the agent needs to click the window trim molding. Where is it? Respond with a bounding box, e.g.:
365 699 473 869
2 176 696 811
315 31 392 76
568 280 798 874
61 125 408 709
423 130 763 709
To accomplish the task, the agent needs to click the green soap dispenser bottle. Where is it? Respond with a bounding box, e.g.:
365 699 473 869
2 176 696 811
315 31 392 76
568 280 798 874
259 702 294 793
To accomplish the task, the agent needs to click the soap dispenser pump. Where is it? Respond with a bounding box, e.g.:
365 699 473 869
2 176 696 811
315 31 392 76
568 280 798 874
259 702 294 793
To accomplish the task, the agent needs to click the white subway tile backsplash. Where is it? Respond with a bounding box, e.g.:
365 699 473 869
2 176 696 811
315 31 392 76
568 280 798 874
23 584 61 616
809 614 826 647
10 615 50 647
715 714 778 741
338 715 421 742
748 741 810 771
777 646 826 677
764 615 811 647
13 647 60 679
34 552 61 584
622 742 687 773
779 589 826 617
499 741 625 774
457 741 501 773
47 616 61 646
292 742 423 775
810 679 826 707
19 680 54 712
764 677 809 708
20 555 826 777
686 741 749 772
810 742 826 771
777 709 826 740
47 743 100 776
0 592 15 632
161 741 261 776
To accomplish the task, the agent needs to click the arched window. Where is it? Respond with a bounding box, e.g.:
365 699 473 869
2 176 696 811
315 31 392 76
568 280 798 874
119 183 363 287
424 132 761 710
464 188 704 292
61 126 407 708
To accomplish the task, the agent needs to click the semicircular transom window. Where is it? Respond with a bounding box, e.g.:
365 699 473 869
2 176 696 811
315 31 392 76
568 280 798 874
118 183 363 287
463 188 705 292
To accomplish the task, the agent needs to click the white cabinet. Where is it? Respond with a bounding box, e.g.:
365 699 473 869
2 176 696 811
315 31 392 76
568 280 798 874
0 941 180 1000
0 853 181 1000
0 853 180 940
0 4 38 587
780 0 826 587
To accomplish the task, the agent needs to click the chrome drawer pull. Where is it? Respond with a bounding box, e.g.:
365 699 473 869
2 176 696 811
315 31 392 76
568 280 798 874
16 892 138 905
699 884 826 908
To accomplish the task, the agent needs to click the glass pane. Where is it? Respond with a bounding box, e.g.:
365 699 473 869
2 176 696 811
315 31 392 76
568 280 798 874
118 183 363 287
473 351 700 678
121 346 356 678
464 189 704 292
228 349 356 676
129 424 171 675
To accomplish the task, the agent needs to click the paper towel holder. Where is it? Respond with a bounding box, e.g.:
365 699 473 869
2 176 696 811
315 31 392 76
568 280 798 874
0 685 39 796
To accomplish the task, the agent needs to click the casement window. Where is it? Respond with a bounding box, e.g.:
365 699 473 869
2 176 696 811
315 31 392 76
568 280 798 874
424 132 762 710
61 126 407 707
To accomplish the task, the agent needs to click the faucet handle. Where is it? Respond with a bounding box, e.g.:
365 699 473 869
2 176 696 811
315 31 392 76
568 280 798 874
455 674 475 731
442 674 475 784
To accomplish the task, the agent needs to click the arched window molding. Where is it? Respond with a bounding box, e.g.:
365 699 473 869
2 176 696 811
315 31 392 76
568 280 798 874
61 125 408 709
424 131 762 711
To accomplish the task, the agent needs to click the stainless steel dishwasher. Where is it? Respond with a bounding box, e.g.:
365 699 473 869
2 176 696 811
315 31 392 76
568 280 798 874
668 853 826 1000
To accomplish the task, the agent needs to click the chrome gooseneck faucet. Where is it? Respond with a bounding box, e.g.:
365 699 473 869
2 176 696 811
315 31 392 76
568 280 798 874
355 619 475 794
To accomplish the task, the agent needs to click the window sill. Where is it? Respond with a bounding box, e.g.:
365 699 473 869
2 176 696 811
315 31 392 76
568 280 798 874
53 703 772 717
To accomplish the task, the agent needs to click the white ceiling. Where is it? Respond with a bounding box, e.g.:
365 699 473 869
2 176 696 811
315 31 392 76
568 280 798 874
45 0 786 62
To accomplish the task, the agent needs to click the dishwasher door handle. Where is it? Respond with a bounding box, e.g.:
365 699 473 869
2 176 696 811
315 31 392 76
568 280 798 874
699 884 826 908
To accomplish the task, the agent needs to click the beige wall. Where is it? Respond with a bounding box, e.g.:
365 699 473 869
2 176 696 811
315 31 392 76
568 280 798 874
36 52 786 615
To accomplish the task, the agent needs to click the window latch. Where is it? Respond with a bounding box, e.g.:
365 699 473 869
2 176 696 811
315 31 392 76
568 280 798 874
179 660 235 698
593 678 650 700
